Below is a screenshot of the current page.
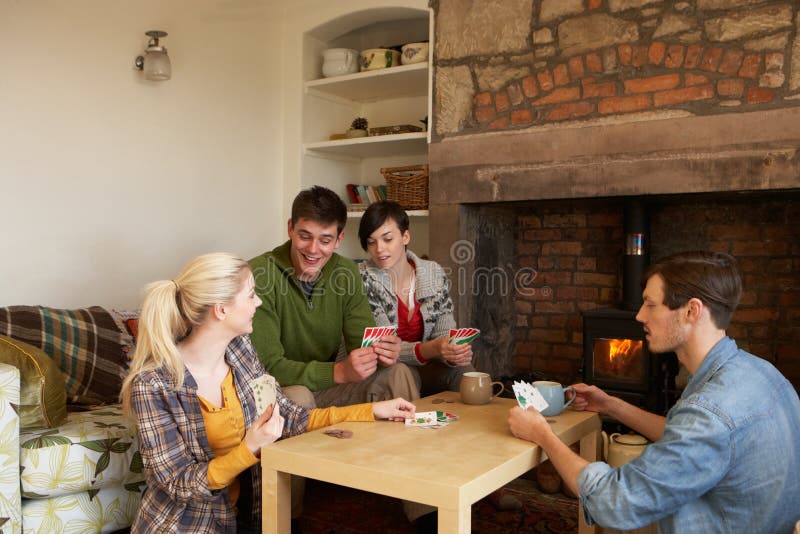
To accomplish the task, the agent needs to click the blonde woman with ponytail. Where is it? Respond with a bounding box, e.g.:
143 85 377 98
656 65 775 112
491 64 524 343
122 253 415 533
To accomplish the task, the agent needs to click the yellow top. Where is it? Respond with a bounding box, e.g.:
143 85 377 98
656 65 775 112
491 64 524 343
199 370 375 506
198 370 253 506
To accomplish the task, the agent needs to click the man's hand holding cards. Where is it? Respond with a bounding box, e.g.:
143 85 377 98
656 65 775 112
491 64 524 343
361 326 398 348
512 381 549 412
361 326 401 367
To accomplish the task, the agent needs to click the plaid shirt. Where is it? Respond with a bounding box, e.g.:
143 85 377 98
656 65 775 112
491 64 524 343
130 335 309 532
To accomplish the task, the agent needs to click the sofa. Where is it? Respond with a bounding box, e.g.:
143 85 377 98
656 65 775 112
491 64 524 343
0 306 144 534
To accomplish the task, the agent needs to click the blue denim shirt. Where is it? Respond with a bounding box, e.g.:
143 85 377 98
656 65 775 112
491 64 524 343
578 337 800 533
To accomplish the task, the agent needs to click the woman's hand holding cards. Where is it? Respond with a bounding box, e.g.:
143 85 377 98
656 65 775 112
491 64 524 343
372 397 416 422
418 337 473 366
437 337 473 366
244 404 285 457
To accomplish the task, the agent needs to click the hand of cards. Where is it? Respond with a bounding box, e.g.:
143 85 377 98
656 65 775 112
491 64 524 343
405 410 458 429
251 374 277 417
512 381 549 412
361 326 398 348
448 327 480 345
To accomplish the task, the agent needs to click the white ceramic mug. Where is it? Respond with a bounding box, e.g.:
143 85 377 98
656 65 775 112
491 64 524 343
322 48 359 78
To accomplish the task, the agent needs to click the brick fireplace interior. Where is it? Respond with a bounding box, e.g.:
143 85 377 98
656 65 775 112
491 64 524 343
481 192 798 396
425 0 800 395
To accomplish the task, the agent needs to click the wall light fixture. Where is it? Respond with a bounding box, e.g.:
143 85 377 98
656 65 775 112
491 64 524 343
134 31 171 81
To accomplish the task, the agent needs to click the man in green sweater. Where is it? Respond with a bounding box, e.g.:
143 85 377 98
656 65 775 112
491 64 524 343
249 185 419 409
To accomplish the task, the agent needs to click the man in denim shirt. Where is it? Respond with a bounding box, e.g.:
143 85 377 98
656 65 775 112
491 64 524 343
509 251 800 533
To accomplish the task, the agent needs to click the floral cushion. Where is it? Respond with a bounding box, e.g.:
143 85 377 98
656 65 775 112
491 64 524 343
20 405 144 499
22 485 143 534
0 363 23 534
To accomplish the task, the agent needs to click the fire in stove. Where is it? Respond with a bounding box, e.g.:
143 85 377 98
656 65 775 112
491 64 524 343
593 338 644 382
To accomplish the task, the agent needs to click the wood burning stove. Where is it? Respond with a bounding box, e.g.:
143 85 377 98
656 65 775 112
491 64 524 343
582 308 678 414
580 198 680 415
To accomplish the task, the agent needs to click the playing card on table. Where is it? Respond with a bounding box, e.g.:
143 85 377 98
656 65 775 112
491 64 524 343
405 410 458 428
448 327 480 345
361 325 398 348
437 411 459 423
251 374 277 416
512 381 549 412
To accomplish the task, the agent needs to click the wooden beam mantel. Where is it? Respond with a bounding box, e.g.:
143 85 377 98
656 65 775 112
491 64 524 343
429 107 800 205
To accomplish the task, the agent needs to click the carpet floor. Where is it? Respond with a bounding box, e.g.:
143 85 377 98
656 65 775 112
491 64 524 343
298 477 578 533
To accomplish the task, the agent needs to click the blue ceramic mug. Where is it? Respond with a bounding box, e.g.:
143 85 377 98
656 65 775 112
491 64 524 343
533 381 575 416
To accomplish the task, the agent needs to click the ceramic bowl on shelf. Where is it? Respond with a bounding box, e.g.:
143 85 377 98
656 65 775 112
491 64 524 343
401 42 429 65
360 48 401 71
322 48 359 77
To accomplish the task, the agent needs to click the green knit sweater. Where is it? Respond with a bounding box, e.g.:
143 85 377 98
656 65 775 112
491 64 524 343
248 241 375 391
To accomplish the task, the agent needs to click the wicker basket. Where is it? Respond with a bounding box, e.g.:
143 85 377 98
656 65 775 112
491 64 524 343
381 164 429 210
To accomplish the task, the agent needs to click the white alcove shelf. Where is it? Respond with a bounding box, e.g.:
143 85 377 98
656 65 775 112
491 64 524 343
299 3 431 258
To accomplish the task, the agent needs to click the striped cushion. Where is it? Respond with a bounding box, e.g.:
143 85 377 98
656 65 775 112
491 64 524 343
0 306 133 405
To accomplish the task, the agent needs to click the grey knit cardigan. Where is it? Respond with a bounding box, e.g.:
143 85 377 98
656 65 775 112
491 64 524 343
358 250 457 366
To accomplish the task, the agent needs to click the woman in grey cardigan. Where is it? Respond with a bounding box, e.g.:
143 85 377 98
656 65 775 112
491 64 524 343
358 202 523 524
357 201 474 397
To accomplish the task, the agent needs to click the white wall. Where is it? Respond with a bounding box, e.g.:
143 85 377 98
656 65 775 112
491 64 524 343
0 0 287 309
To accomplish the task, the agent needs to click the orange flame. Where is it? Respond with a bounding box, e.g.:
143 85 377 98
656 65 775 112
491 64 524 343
608 338 634 363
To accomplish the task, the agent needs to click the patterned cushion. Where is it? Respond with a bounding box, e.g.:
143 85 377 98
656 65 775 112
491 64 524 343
126 319 139 342
19 405 144 499
22 484 143 534
0 335 67 430
110 309 139 356
0 363 23 534
0 306 133 405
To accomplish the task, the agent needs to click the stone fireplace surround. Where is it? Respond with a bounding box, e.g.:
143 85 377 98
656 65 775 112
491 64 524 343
426 107 800 391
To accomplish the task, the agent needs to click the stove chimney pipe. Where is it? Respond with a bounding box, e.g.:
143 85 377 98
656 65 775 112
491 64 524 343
622 197 649 311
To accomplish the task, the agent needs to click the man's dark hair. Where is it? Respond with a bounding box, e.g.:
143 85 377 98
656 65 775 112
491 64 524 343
642 251 742 329
291 186 347 235
358 201 410 251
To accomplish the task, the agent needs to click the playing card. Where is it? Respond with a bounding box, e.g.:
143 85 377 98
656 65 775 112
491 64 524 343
405 411 441 427
361 325 398 347
251 374 277 416
405 410 458 428
448 327 480 345
437 411 459 423
512 381 549 412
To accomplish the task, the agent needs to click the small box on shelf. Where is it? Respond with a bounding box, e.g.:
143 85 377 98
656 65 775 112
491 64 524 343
369 124 423 136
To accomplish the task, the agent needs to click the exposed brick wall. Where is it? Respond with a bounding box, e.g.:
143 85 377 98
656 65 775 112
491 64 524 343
514 199 624 382
433 0 800 138
474 43 786 129
512 193 800 392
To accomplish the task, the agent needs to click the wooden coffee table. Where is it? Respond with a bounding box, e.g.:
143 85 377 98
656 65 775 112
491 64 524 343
261 390 601 533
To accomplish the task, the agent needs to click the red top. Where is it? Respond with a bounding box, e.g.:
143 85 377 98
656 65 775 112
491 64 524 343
396 295 423 343
397 294 426 363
